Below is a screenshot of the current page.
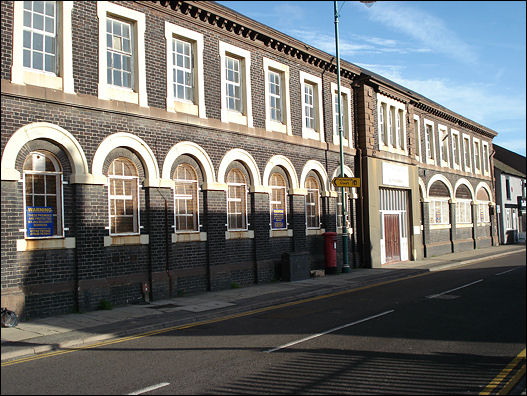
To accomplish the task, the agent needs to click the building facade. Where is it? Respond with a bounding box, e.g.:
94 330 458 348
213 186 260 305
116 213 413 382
493 145 526 244
1 1 498 319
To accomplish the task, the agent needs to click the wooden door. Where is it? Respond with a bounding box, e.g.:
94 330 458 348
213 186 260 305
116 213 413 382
384 214 401 263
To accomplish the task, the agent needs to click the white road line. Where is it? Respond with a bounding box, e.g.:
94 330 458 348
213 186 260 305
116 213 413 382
495 268 516 276
128 382 170 395
264 309 395 353
426 279 484 299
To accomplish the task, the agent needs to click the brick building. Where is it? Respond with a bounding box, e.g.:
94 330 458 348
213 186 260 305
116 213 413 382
1 1 498 319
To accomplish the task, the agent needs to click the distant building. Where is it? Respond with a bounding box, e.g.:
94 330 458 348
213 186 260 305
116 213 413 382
493 145 526 244
1 1 498 319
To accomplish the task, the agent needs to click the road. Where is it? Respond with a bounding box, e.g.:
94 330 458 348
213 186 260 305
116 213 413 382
1 251 525 395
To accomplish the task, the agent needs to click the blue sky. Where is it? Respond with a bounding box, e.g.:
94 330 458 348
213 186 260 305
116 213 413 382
218 1 526 156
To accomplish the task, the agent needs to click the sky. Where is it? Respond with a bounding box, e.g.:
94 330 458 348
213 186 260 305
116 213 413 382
218 1 526 156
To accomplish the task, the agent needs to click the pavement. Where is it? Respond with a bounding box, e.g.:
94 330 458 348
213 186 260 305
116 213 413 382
2 243 525 370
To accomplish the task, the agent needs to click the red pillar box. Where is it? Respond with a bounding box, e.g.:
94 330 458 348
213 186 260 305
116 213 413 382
324 232 338 275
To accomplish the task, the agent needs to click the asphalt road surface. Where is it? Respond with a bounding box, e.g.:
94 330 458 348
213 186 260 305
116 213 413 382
1 251 525 395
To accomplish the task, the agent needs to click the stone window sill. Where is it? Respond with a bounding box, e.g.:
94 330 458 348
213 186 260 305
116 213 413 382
306 228 325 236
270 229 293 238
172 232 207 243
17 237 75 251
225 230 254 240
104 234 149 247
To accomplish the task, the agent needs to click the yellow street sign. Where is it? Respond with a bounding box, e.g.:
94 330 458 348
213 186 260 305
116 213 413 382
332 177 361 188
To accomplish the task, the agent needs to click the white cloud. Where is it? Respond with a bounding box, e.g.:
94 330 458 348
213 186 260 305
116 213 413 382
359 2 478 64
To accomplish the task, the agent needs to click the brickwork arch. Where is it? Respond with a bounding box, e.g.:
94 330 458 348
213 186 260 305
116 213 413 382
475 182 493 203
454 178 475 200
162 141 215 185
426 174 453 199
92 133 160 187
217 148 261 188
262 155 299 191
1 122 89 181
300 160 329 193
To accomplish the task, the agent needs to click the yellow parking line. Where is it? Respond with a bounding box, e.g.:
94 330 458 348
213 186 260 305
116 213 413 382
480 348 526 395
2 270 430 367
497 363 526 395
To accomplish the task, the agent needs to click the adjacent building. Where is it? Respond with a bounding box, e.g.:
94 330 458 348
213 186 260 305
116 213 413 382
493 145 526 244
1 1 499 319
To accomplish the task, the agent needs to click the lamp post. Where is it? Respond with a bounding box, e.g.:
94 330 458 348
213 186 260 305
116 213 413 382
334 0 374 273
333 0 350 273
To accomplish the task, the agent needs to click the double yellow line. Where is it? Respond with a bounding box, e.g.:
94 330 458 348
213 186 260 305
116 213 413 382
480 348 526 395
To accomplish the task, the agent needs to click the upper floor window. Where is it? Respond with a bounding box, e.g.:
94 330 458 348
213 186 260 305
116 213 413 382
173 164 199 232
270 173 287 230
23 1 57 74
227 169 248 231
97 2 147 107
172 38 193 102
23 151 63 238
300 71 324 142
380 104 387 146
377 94 406 154
473 139 481 174
305 176 321 229
413 115 421 161
12 1 74 92
165 22 206 118
107 158 139 235
106 17 133 89
331 83 352 148
263 58 291 134
451 130 461 170
225 56 242 112
462 134 471 172
439 126 449 167
219 42 252 127
424 120 435 165
482 142 490 175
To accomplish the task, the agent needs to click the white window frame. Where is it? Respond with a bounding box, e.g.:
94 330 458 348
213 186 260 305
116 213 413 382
219 41 253 127
455 199 472 224
97 1 148 107
482 141 490 176
269 173 288 231
173 165 200 233
438 125 449 168
462 133 472 173
263 58 291 135
451 129 461 170
429 198 450 225
478 202 490 224
165 22 206 118
377 94 407 154
12 1 74 93
473 137 481 175
22 152 65 239
107 163 141 236
424 119 436 165
330 82 352 148
300 71 324 142
226 170 248 231
413 115 421 162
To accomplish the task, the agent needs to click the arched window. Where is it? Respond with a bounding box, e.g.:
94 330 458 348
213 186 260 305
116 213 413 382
108 158 139 235
227 168 247 230
476 188 490 224
270 172 287 230
428 180 450 225
173 163 199 232
336 189 350 229
23 151 63 237
455 184 472 224
305 176 320 229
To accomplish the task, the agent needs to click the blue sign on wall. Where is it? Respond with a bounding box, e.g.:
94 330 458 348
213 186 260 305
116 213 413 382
272 209 285 229
26 207 54 237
